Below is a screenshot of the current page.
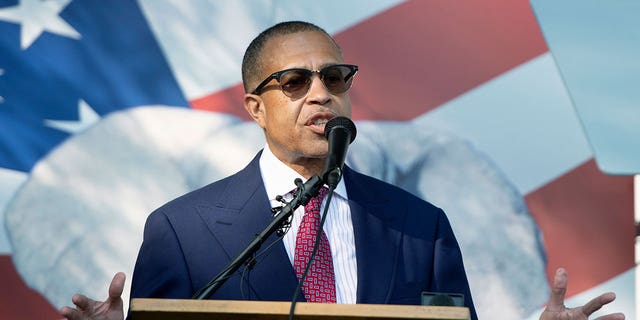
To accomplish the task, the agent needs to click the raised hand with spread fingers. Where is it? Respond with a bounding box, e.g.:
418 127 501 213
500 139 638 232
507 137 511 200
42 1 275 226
60 272 125 320
540 268 624 320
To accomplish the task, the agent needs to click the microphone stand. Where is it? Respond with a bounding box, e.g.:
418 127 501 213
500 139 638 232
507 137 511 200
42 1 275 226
192 174 324 300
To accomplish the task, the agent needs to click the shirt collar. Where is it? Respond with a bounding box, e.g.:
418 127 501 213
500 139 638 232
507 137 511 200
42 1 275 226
259 144 348 202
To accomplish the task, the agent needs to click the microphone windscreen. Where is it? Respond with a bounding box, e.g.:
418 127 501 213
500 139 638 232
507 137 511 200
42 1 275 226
324 116 357 143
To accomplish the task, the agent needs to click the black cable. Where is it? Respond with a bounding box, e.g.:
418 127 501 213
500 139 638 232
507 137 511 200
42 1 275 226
196 213 290 300
240 231 288 300
239 260 251 300
288 186 336 320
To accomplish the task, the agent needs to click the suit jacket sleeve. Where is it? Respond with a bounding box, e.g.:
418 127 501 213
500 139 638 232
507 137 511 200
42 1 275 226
432 208 478 319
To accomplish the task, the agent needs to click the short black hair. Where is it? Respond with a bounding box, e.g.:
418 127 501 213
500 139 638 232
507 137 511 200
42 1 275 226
241 21 341 93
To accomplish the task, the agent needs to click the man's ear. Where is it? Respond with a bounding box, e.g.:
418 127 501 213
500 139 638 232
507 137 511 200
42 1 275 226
244 94 266 129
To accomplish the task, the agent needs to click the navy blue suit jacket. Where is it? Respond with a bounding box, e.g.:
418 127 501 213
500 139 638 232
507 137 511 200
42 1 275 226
130 152 477 319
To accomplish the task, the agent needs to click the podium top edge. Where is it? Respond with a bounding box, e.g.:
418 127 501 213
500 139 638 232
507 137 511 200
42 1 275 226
130 298 470 320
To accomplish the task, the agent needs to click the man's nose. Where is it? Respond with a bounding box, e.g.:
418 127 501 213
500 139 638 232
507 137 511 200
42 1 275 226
305 75 331 104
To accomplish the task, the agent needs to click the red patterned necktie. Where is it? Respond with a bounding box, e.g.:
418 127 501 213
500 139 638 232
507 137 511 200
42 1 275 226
293 187 337 303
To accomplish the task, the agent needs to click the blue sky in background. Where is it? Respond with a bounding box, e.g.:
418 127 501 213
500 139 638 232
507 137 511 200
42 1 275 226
532 0 640 175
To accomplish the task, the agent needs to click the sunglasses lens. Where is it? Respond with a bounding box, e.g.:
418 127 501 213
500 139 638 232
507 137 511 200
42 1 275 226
321 65 354 94
279 70 312 98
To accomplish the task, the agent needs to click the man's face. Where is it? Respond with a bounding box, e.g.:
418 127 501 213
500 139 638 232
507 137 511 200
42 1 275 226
245 31 352 175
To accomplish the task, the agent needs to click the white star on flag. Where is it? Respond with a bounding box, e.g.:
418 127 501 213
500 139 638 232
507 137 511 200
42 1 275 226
0 0 81 50
44 99 100 134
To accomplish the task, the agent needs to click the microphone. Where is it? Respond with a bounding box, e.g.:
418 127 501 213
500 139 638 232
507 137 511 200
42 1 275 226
322 116 357 188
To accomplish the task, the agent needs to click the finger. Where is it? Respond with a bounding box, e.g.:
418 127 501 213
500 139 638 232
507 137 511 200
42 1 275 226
595 312 625 320
59 305 81 320
582 292 616 315
546 267 568 311
108 272 126 300
71 293 93 311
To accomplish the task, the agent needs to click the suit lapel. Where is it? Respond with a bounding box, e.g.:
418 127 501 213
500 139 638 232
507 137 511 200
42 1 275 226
344 167 405 304
197 152 303 301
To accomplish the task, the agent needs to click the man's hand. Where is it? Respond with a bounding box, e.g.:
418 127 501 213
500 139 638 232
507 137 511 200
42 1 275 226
60 272 125 320
540 268 624 320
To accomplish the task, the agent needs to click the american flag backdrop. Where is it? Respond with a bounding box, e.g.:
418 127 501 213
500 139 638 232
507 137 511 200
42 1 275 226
0 1 635 319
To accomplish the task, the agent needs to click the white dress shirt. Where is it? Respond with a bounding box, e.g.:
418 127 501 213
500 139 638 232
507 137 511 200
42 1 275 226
259 144 358 303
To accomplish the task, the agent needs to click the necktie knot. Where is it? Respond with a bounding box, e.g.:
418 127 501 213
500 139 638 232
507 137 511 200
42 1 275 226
304 187 328 218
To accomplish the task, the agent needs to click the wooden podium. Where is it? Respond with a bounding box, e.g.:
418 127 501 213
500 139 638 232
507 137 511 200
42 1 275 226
130 299 470 320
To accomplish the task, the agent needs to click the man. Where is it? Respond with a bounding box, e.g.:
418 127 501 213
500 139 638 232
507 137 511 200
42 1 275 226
60 21 624 320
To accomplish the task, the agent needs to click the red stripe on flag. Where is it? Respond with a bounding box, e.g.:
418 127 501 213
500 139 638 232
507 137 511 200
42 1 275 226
525 159 634 297
190 84 251 121
192 0 548 121
339 0 548 120
0 255 59 319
